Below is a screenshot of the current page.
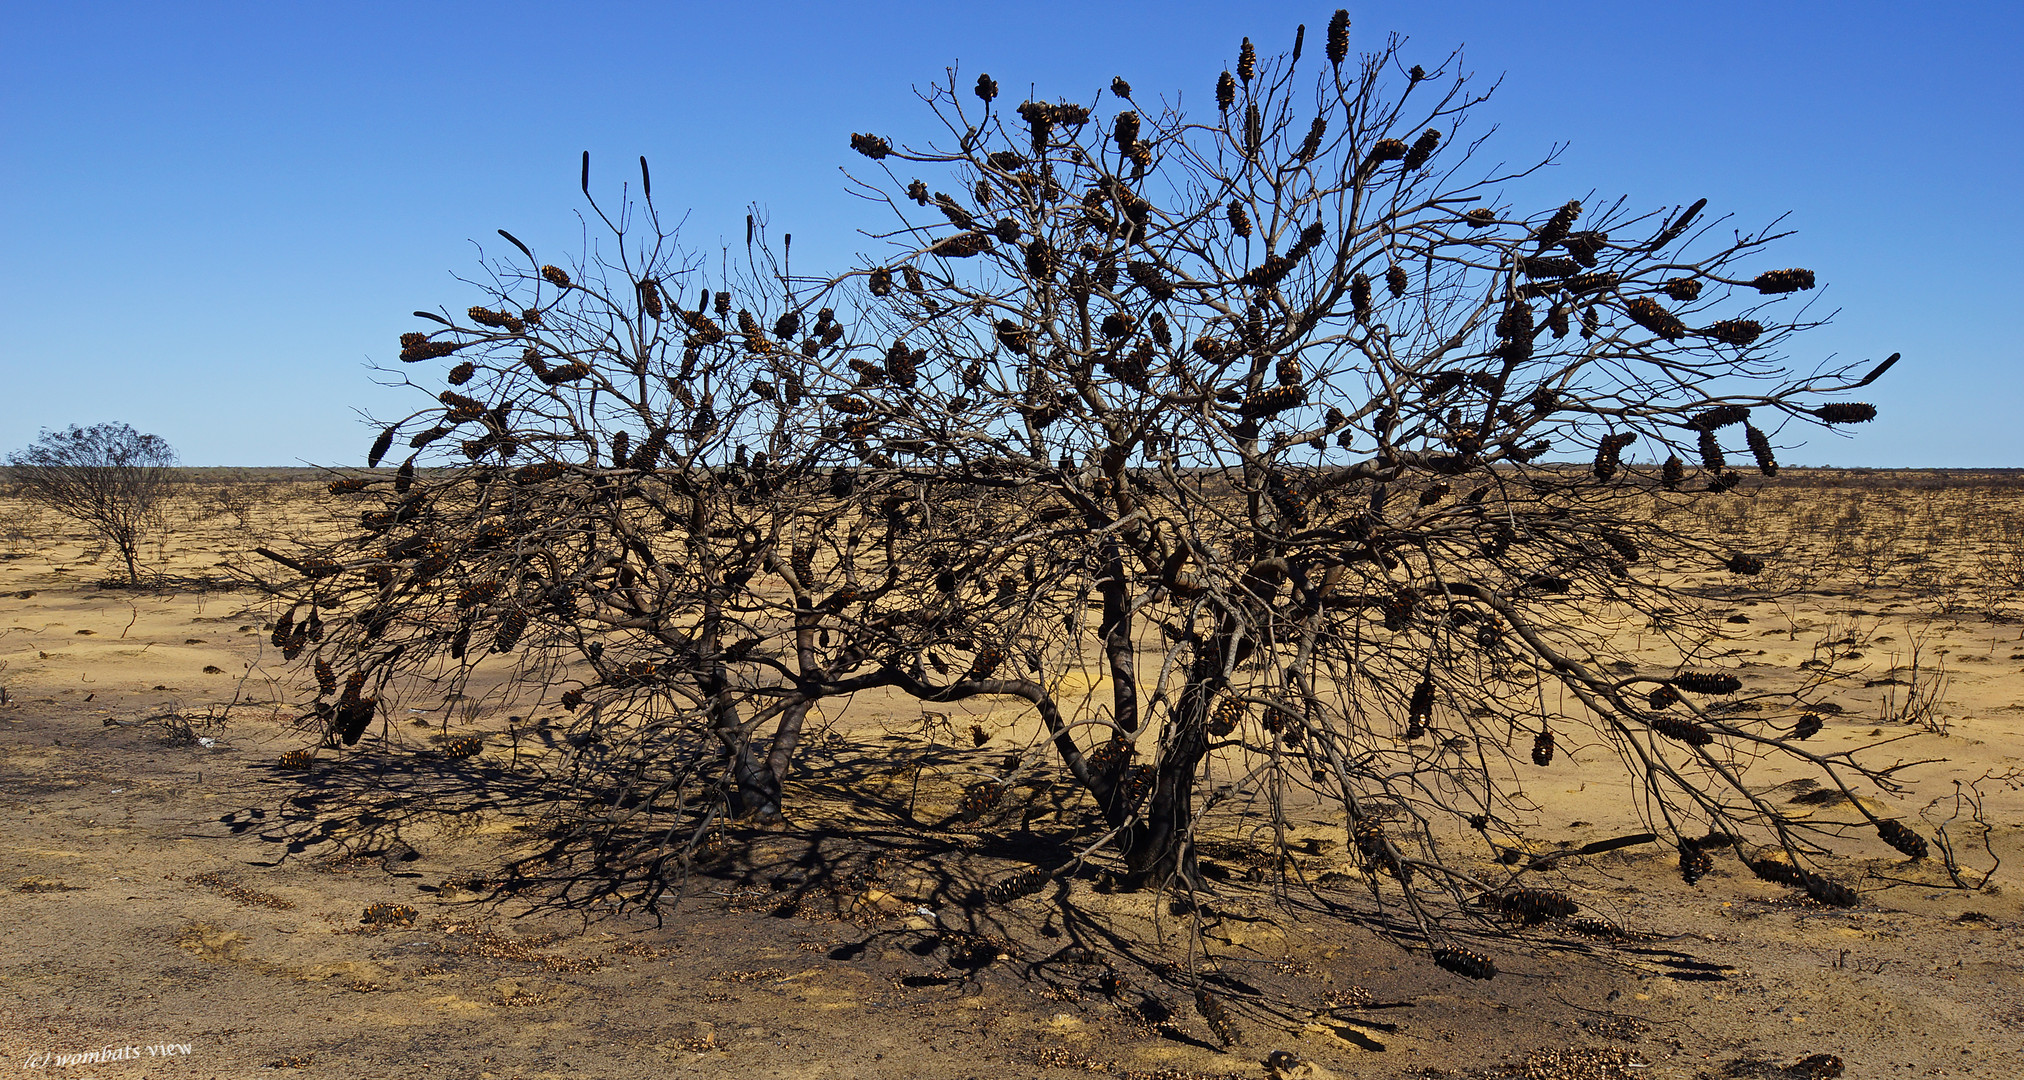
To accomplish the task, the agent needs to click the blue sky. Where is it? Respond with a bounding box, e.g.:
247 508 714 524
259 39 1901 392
4 2 2018 467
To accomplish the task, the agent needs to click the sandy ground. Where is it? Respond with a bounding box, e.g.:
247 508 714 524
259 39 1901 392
2 474 2022 1079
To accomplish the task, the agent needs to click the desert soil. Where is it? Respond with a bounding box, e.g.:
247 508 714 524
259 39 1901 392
2 472 2022 1079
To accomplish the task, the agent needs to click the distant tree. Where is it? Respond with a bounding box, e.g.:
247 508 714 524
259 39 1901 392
7 422 179 585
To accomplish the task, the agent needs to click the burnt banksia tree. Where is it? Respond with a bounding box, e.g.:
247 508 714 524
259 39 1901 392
826 14 1911 935
258 11 1919 976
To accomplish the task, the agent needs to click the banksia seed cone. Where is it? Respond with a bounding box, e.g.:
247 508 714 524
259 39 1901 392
447 361 476 385
986 866 1049 902
1402 127 1440 170
1113 110 1139 149
1691 404 1750 431
1793 712 1822 740
456 580 501 609
1751 268 1815 294
492 608 526 652
1216 71 1235 111
559 689 584 711
443 735 482 759
1237 37 1255 82
1704 319 1764 347
1327 9 1350 65
1792 1055 1845 1080
1679 842 1714 884
1745 424 1777 476
1432 947 1495 981
448 623 469 660
541 264 571 288
513 461 564 485
1409 678 1434 728
1208 696 1245 736
1663 277 1703 302
1351 272 1372 319
968 644 1004 680
1364 138 1408 172
1275 354 1303 386
1649 713 1714 747
639 278 663 319
1238 384 1307 418
1118 764 1154 808
958 780 1005 821
280 749 312 769
1500 888 1576 922
1727 552 1765 575
1532 730 1555 766
1226 201 1251 238
399 334 456 363
1877 819 1928 860
849 132 891 159
1195 988 1241 1045
1698 428 1726 472
1648 684 1680 710
1662 454 1685 489
1534 200 1582 249
975 73 997 102
328 478 368 495
367 427 393 468
1625 296 1686 340
1592 431 1636 481
1580 304 1599 337
1812 402 1877 424
1386 263 1409 297
316 659 337 697
361 902 416 926
1464 208 1497 228
337 695 377 745
1674 671 1741 695
1111 75 1132 99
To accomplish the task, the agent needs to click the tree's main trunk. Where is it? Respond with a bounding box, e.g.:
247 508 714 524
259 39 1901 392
1122 678 1211 885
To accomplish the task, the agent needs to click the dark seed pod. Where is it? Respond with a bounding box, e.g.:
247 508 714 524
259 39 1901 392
1674 671 1742 695
1432 947 1495 980
1111 76 1132 98
1876 819 1928 860
1463 208 1497 228
1500 888 1576 922
1744 424 1778 476
1791 1054 1846 1080
491 608 526 653
1326 9 1350 66
280 749 313 769
448 622 470 660
1237 384 1307 419
1580 304 1599 338
1625 297 1686 340
1648 684 1681 710
985 866 1049 903
1649 713 1714 747
1793 712 1822 740
1704 319 1764 347
1208 696 1245 736
848 132 891 159
1402 127 1440 170
1592 432 1637 481
1385 263 1409 297
1117 764 1155 809
1661 455 1685 490
1216 71 1235 111
1812 402 1877 424
1727 552 1765 575
1567 916 1632 939
1691 408 1750 436
1408 679 1435 728
1237 37 1255 83
367 427 394 468
1226 201 1251 238
1679 841 1714 884
1805 873 1859 907
958 780 1004 822
559 688 584 711
540 264 571 288
1350 272 1372 319
974 73 997 102
442 735 483 759
1534 200 1582 249
867 267 893 296
1531 730 1555 767
1663 277 1703 302
337 694 377 746
1698 428 1726 472
1751 268 1815 294
361 902 416 926
1194 988 1241 1045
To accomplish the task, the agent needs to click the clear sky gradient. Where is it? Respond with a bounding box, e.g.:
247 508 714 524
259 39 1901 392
4 2 2018 467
